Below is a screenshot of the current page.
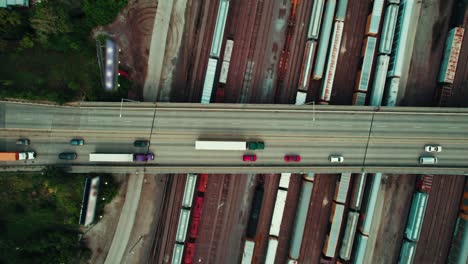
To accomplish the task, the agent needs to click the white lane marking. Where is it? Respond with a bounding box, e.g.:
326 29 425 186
23 117 33 121
124 120 133 123
377 125 388 128
341 124 352 127
413 126 422 128
448 126 459 129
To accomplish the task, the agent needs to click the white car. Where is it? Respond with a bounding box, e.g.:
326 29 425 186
419 156 437 165
424 145 442 153
329 155 344 163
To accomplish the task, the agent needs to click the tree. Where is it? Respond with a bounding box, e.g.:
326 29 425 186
30 3 72 44
17 35 34 51
0 9 22 33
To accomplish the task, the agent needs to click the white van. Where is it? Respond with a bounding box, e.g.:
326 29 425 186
419 156 437 165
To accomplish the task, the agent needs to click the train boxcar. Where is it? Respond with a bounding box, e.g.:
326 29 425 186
197 174 209 193
349 173 367 211
295 91 307 105
323 203 345 258
172 243 184 264
447 214 468 264
321 21 344 102
210 0 229 58
360 173 382 236
176 209 191 243
246 187 264 238
265 237 279 263
241 240 255 264
369 55 390 106
312 0 337 80
307 0 325 40
223 39 234 62
219 61 230 84
192 196 204 218
188 216 200 239
339 211 360 261
398 240 417 264
289 179 314 259
415 175 433 194
365 0 385 36
334 173 352 204
280 173 292 189
379 4 399 55
201 58 218 104
355 37 377 93
405 192 429 242
298 40 317 91
438 27 464 84
388 0 418 78
182 174 198 208
383 77 400 106
269 189 288 237
353 232 369 263
334 0 348 22
184 242 195 264
352 92 367 106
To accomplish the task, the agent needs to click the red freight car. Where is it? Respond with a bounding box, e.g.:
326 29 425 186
197 174 209 193
192 196 204 218
189 216 200 239
416 175 433 193
184 242 195 264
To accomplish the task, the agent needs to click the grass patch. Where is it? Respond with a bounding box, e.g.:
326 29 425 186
0 168 119 263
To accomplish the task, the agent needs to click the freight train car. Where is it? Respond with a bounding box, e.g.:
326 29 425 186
210 0 229 58
265 237 279 263
280 173 292 189
182 174 198 208
365 0 385 36
246 186 264 238
379 4 399 55
176 209 191 243
172 243 184 264
312 0 336 80
355 37 377 94
323 203 345 257
369 55 390 106
438 27 464 84
339 211 359 261
320 21 344 103
334 173 352 204
241 240 255 264
201 58 218 104
307 0 325 40
405 192 429 242
298 40 317 91
269 189 288 237
447 180 468 264
349 173 367 211
398 240 417 264
289 176 314 260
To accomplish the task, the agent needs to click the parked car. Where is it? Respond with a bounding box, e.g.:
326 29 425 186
284 155 301 162
329 155 344 163
134 140 149 147
247 141 265 150
419 156 437 165
70 138 85 146
134 153 154 162
424 145 442 152
243 154 257 162
59 152 77 160
16 138 30 145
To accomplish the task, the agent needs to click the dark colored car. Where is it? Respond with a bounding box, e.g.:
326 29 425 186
247 141 265 150
134 140 149 147
134 153 154 162
70 138 85 146
16 138 30 145
243 154 257 162
284 155 301 162
59 152 77 160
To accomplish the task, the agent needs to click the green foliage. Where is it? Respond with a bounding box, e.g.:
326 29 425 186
0 171 92 263
30 2 72 44
0 9 22 30
83 0 128 27
17 34 34 51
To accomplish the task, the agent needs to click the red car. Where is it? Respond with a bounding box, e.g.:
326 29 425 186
243 154 257 162
284 155 301 162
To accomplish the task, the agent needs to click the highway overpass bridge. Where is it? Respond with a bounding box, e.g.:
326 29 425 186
0 101 467 175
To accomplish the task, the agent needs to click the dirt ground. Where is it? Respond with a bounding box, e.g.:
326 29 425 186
82 174 127 264
94 0 158 100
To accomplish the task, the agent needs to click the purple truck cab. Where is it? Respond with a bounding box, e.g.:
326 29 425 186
134 153 155 162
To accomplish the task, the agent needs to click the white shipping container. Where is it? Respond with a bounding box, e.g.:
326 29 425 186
269 189 288 237
356 37 377 92
370 55 390 106
241 240 255 264
321 21 344 102
201 58 218 104
182 174 198 208
298 40 317 90
352 92 367 106
279 173 291 189
438 27 464 83
223 39 234 62
295 91 307 105
383 77 400 106
175 209 190 243
89 153 134 162
210 1 229 58
323 203 345 257
308 0 325 39
366 0 385 36
265 237 279 263
195 140 247 150
339 212 360 261
334 173 351 204
379 4 399 55
219 61 230 84
172 243 184 264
